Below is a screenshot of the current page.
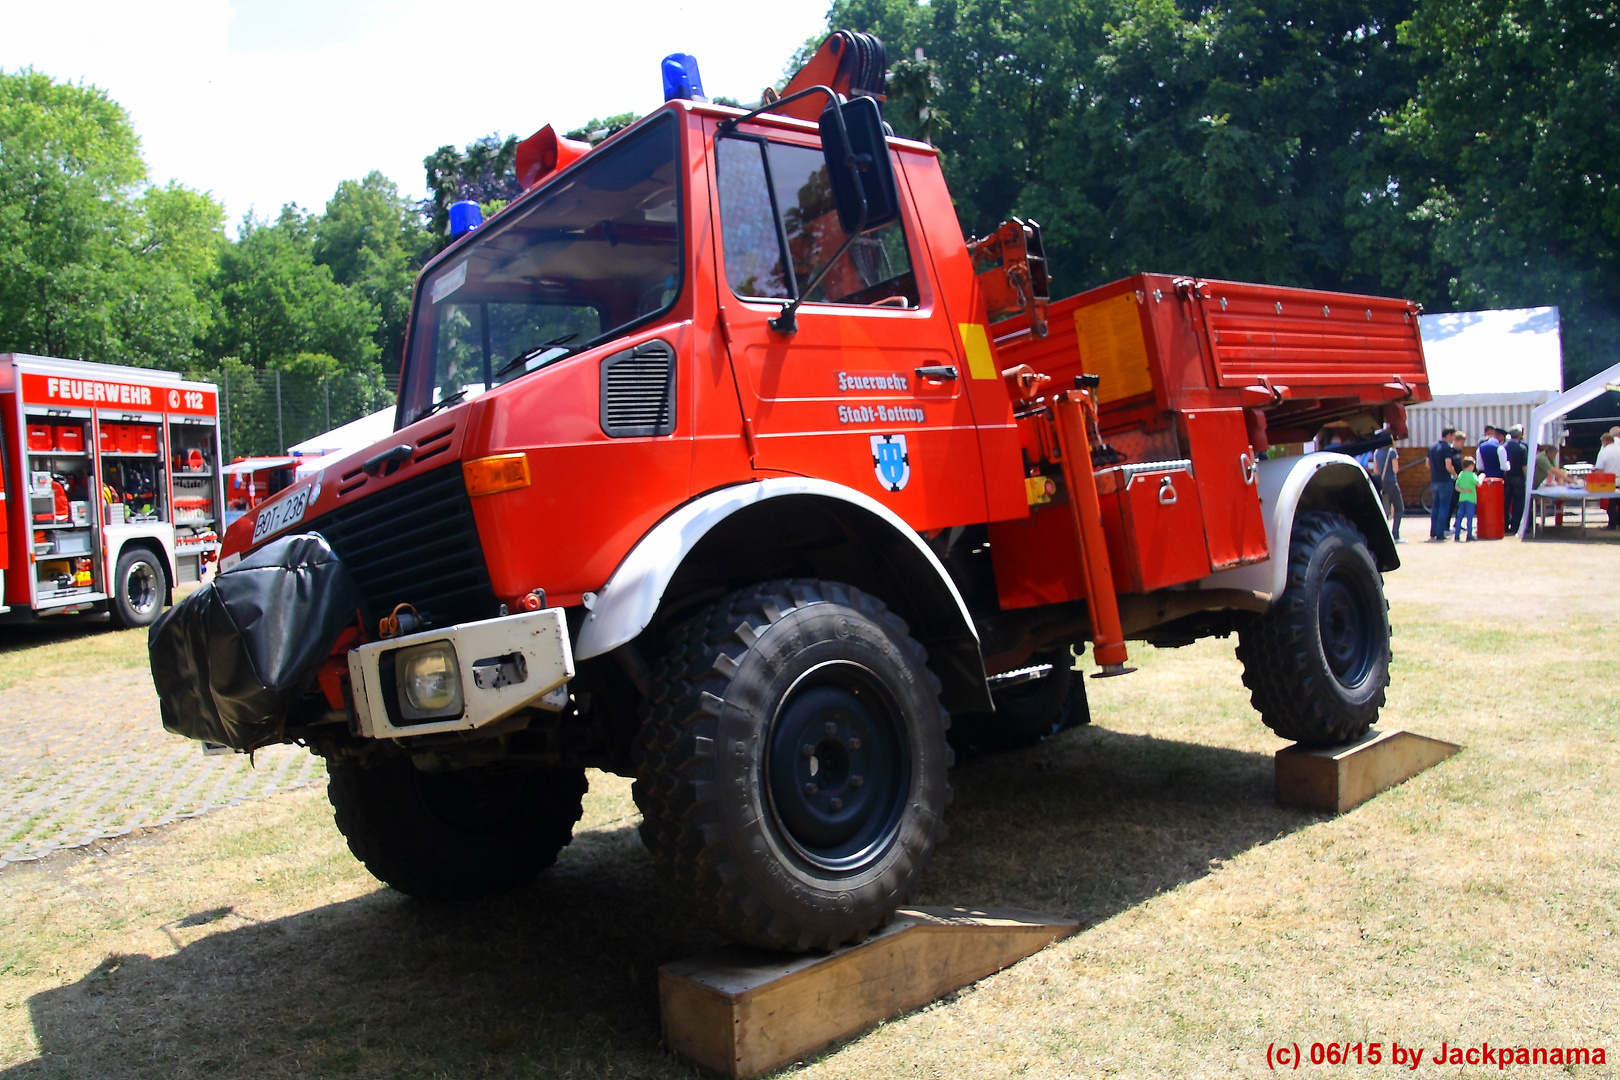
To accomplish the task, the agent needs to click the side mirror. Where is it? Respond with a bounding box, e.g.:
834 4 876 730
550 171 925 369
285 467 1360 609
819 95 900 235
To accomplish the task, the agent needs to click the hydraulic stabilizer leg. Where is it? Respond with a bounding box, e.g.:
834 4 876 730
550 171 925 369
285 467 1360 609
1050 389 1135 677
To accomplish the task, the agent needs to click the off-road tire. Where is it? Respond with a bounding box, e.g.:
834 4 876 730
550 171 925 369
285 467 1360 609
327 756 587 900
109 547 166 628
1236 511 1390 745
633 579 952 952
949 646 1090 754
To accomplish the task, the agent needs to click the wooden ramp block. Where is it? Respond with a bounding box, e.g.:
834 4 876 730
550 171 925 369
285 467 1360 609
659 906 1078 1079
1276 728 1461 813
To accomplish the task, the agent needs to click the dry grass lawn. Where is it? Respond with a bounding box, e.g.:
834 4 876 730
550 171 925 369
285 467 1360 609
0 538 1615 1078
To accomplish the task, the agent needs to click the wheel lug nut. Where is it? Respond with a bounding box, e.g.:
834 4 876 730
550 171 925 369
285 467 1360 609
850 774 864 787
824 722 837 736
802 744 815 757
848 737 861 750
804 783 818 795
830 798 843 810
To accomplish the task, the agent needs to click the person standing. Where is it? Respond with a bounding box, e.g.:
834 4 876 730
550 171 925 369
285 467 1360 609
1366 442 1405 542
1454 456 1481 540
1479 425 1506 479
1596 432 1620 529
1448 430 1469 534
1428 425 1458 540
1504 424 1528 534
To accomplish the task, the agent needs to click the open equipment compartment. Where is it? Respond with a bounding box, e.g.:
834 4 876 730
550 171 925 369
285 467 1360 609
0 354 223 619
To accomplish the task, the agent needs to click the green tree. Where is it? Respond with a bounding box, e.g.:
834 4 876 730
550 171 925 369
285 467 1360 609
211 206 380 370
823 0 1419 296
1365 0 1620 383
422 134 522 250
313 171 427 373
0 69 225 368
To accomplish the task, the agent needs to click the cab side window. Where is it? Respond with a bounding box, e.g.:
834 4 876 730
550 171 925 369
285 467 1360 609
717 135 919 308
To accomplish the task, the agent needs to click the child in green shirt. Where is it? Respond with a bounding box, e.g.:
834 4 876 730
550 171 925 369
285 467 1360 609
1454 456 1480 540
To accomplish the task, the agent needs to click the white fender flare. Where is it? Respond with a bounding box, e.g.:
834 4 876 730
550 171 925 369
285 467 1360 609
1201 452 1398 602
574 477 981 662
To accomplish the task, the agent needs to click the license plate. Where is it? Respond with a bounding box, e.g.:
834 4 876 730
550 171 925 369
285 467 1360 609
251 486 310 544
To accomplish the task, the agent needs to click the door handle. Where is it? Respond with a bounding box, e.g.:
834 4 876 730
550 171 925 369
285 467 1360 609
1240 451 1258 486
914 365 958 381
1158 476 1178 505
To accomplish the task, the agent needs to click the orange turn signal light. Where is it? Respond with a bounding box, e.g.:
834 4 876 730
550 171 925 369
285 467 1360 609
463 453 531 497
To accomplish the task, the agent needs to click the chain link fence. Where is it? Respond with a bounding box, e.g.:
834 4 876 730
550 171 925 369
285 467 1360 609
190 364 397 460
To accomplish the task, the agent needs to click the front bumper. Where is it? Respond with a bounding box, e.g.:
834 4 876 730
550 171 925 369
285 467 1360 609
347 608 575 738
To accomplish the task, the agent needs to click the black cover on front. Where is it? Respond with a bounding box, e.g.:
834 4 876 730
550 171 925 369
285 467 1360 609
149 533 359 750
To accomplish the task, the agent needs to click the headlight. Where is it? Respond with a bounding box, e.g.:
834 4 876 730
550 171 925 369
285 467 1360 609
395 641 463 720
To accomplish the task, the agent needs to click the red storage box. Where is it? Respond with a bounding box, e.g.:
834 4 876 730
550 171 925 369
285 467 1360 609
1586 471 1616 494
1097 460 1212 593
27 425 53 452
114 423 136 453
132 424 158 454
98 423 117 453
54 424 84 453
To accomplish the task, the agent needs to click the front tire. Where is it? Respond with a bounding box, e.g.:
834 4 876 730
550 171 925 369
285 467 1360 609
110 547 166 628
633 579 952 952
1236 511 1391 745
328 756 587 900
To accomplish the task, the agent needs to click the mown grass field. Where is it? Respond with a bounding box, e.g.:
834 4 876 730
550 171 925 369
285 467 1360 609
0 538 1615 1078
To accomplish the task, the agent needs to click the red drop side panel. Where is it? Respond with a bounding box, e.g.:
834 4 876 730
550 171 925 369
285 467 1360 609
1181 408 1269 571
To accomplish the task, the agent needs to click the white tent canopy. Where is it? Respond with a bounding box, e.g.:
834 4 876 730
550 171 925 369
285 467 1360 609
286 405 396 470
1418 307 1563 396
1520 359 1620 537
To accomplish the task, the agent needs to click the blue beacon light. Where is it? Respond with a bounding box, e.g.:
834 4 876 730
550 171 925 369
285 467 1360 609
661 52 706 102
448 200 483 238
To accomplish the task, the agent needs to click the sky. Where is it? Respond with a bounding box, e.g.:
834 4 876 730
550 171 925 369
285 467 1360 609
0 0 832 229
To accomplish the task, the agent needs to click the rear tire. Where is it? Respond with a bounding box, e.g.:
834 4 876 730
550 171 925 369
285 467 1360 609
949 646 1090 754
328 756 587 900
1236 511 1390 745
109 547 166 628
633 579 952 952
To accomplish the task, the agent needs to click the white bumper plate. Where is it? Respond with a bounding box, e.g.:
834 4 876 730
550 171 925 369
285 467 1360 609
347 608 574 739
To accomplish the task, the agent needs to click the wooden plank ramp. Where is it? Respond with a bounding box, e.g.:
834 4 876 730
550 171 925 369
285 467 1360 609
1275 728 1461 813
659 906 1078 1078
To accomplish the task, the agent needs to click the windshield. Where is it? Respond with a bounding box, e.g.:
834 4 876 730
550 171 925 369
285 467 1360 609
399 115 682 425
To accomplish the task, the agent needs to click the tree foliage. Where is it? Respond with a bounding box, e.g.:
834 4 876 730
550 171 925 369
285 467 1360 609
823 0 1618 382
0 69 223 367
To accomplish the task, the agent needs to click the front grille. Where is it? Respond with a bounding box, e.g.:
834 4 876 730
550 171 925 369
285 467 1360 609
305 464 498 629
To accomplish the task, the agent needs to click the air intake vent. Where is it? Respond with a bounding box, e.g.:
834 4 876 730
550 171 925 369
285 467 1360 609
601 339 676 437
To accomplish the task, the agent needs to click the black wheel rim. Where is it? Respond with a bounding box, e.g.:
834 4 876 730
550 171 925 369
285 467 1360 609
124 559 158 616
1318 563 1376 687
765 661 910 872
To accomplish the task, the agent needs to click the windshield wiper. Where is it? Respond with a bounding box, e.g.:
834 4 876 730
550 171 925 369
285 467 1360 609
412 388 468 423
494 333 580 379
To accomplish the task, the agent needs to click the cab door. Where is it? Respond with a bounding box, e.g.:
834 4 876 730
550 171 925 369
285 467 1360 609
710 122 988 530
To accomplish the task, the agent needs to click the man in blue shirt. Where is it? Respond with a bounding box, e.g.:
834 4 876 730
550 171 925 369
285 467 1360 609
1479 425 1507 479
1427 425 1458 540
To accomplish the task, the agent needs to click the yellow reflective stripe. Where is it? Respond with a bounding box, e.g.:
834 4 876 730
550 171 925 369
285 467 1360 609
959 323 998 380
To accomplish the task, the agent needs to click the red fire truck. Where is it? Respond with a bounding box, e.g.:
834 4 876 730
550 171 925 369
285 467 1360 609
154 33 1429 951
1 355 223 627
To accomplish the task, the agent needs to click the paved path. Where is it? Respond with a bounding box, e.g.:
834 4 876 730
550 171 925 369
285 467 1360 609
0 669 324 866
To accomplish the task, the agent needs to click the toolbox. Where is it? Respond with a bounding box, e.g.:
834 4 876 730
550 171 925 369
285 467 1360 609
1096 460 1211 593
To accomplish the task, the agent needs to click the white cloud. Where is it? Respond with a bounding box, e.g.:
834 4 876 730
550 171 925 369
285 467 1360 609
0 0 828 227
